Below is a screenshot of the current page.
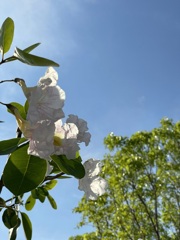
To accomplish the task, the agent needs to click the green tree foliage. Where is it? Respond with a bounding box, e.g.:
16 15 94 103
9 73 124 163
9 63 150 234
70 118 180 240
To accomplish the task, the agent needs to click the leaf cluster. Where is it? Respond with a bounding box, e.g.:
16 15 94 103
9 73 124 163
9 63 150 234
0 17 59 66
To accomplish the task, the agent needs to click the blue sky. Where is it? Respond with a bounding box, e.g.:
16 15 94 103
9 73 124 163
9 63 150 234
0 0 180 239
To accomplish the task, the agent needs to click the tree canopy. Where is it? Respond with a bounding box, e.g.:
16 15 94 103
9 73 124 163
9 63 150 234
70 118 180 240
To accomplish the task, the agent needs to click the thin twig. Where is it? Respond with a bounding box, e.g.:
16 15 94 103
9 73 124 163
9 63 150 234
43 172 65 182
0 79 15 84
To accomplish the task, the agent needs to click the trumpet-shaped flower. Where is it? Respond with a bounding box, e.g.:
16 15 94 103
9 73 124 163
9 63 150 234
13 67 66 161
78 159 108 200
14 68 92 167
66 114 91 146
17 67 65 124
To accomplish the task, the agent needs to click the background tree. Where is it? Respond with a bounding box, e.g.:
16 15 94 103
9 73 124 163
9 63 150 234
70 118 180 240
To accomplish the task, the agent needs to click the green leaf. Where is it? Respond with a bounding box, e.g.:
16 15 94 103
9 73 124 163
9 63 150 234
51 155 85 179
36 187 47 203
0 137 27 155
21 212 32 240
47 194 57 209
31 189 39 199
0 197 6 207
24 100 29 114
25 195 36 211
7 102 27 119
14 47 59 67
9 218 21 240
43 180 57 190
2 209 18 229
4 43 41 63
23 43 41 53
0 17 14 55
3 144 47 195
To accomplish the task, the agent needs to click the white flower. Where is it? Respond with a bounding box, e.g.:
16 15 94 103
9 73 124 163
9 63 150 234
27 85 65 123
11 106 55 161
38 67 58 87
78 158 108 200
15 68 92 166
66 114 91 146
54 120 80 159
14 67 67 161
28 120 55 160
17 67 65 124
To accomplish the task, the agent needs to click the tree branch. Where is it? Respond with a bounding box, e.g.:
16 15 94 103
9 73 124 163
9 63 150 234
43 172 65 182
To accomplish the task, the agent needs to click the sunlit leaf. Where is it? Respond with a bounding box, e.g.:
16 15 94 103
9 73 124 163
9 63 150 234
14 47 59 67
21 212 32 240
25 195 36 211
4 43 41 63
7 102 26 119
51 155 85 179
0 17 14 55
23 43 41 53
47 194 57 209
3 144 47 195
24 100 29 114
43 180 57 191
0 137 27 155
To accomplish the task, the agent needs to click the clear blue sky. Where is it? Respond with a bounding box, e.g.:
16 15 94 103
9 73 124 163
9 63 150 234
0 0 180 239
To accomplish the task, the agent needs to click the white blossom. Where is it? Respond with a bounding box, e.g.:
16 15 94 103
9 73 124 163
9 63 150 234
12 107 55 161
38 67 58 86
14 67 66 161
15 68 93 167
66 114 91 146
28 120 55 160
78 159 108 200
54 120 80 159
17 67 65 123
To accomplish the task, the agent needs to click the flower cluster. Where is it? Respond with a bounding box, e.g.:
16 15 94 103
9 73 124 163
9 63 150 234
16 67 90 161
15 67 107 199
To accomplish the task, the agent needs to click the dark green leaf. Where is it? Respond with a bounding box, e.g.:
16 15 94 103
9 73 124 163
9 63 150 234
47 194 57 209
25 195 36 211
14 47 59 67
0 197 6 207
2 209 18 229
36 187 47 203
31 189 39 199
0 17 14 55
21 212 32 240
0 137 27 155
51 155 85 179
3 144 47 195
9 218 21 240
